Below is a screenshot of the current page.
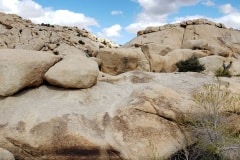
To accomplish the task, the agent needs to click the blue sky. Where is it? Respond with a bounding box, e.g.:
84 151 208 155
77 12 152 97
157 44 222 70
0 0 240 45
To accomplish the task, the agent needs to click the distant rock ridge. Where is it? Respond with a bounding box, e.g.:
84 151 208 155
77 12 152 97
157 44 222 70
137 18 228 36
0 12 118 55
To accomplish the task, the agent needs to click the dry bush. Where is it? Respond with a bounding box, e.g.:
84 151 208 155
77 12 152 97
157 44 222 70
171 78 240 160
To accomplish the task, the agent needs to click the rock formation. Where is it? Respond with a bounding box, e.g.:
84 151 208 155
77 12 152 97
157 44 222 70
98 47 150 75
44 55 99 89
0 12 240 159
0 12 118 54
0 49 61 96
0 71 213 160
121 18 240 76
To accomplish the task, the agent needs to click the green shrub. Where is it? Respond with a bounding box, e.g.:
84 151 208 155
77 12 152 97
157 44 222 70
176 56 205 72
214 68 231 77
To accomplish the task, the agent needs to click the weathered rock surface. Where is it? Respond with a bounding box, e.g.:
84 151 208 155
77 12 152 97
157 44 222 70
199 55 240 76
0 12 118 56
129 25 185 49
1 12 240 160
135 46 209 73
0 148 15 160
141 43 173 56
125 19 240 59
44 55 99 88
0 71 215 160
98 48 150 75
1 12 240 76
0 49 61 96
141 44 171 72
163 49 208 72
182 39 208 50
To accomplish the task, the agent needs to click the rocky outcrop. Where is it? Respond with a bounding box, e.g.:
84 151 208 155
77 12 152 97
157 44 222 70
199 55 240 76
0 49 61 96
98 48 150 75
117 18 240 76
0 71 216 160
125 18 240 60
44 55 99 88
141 44 172 72
1 12 240 76
136 19 226 36
163 49 208 72
1 12 240 160
0 12 118 56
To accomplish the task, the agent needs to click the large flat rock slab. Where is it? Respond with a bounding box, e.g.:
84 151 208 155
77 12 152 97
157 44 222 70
0 71 215 159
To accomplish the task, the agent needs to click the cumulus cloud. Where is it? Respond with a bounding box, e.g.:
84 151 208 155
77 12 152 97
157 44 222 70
219 3 238 15
31 10 98 28
98 24 122 38
172 15 206 23
172 4 240 30
0 0 98 29
0 0 19 13
214 13 240 29
126 0 240 34
136 0 199 15
214 4 240 29
202 0 215 7
111 10 123 15
125 13 167 33
126 0 200 33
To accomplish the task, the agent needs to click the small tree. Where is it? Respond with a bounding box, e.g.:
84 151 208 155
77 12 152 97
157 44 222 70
190 79 240 159
176 56 205 72
170 79 240 160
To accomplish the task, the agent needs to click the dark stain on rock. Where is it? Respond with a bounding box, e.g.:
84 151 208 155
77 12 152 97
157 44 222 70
131 75 153 83
107 148 121 156
103 112 111 127
113 116 129 134
130 71 154 83
16 121 26 133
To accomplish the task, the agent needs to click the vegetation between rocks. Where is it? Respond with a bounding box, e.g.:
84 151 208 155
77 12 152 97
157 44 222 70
170 78 240 160
215 68 232 77
176 56 205 72
215 61 233 77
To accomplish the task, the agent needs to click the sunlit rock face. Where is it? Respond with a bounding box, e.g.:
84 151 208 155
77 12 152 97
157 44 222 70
1 12 240 160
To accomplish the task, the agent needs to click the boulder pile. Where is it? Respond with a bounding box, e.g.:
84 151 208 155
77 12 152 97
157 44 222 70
0 12 240 159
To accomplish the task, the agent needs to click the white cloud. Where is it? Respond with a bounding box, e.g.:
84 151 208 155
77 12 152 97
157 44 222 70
172 4 240 30
219 4 238 15
213 13 240 29
98 24 122 38
126 0 200 33
214 4 240 29
172 15 206 23
135 0 199 16
202 0 215 7
0 0 19 13
0 0 98 29
126 0 240 34
111 10 123 15
31 10 98 28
